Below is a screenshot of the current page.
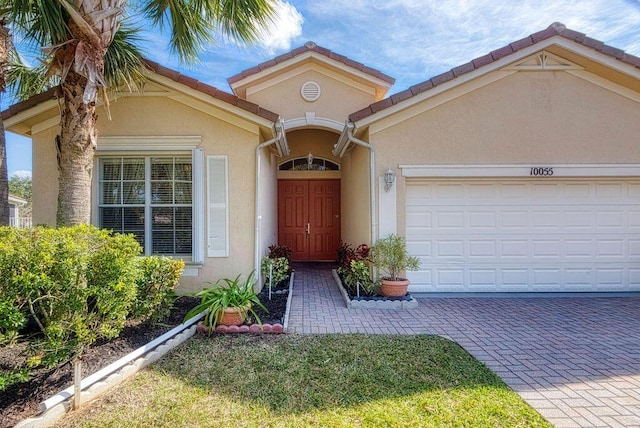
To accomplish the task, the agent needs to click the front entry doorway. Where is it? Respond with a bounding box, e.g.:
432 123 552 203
278 180 340 261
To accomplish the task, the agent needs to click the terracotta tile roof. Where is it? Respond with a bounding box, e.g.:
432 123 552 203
227 41 396 86
348 22 640 123
1 60 280 123
1 88 57 121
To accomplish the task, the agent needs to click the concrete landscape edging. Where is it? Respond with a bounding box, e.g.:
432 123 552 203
15 314 204 428
332 269 418 309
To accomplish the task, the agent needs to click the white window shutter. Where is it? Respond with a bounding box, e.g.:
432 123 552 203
192 149 204 263
207 156 229 257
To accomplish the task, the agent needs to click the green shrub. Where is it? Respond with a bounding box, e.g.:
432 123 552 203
0 225 141 368
338 260 376 297
0 368 30 392
261 256 289 287
0 298 26 346
130 256 184 322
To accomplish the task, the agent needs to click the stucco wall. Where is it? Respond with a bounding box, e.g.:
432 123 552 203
31 95 265 293
245 69 375 124
340 143 371 246
373 71 640 164
370 70 640 236
281 129 341 165
32 127 59 226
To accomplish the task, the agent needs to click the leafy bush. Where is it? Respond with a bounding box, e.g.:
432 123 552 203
130 256 184 322
336 242 375 296
0 298 26 346
0 368 30 392
336 242 369 271
261 256 289 287
267 244 292 263
0 225 141 368
340 260 376 296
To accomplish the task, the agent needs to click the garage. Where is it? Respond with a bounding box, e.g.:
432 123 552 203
405 175 640 293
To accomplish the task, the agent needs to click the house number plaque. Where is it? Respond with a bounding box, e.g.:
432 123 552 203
529 167 554 176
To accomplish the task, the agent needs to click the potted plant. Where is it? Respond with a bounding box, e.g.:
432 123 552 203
369 234 420 297
184 272 267 328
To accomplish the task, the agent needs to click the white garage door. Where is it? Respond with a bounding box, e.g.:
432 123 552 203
405 179 640 292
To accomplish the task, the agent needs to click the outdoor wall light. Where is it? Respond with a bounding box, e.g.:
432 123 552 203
384 168 396 192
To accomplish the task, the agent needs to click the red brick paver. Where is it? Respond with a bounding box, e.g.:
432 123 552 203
288 263 640 428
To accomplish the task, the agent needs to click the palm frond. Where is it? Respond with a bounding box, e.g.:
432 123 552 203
104 23 146 91
5 0 70 46
208 0 275 44
142 0 214 63
142 0 274 63
5 50 57 101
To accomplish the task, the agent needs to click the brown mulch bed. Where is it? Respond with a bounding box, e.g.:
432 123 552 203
0 286 289 428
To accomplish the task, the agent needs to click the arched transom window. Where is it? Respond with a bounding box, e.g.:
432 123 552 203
278 156 340 171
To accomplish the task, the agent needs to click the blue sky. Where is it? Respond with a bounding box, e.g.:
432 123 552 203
5 0 640 178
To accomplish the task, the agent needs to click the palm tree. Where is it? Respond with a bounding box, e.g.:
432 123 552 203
5 0 274 226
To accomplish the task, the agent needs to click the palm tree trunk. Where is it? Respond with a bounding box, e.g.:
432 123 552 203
56 70 97 226
0 19 12 226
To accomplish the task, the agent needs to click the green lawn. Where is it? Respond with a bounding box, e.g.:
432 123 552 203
57 335 551 427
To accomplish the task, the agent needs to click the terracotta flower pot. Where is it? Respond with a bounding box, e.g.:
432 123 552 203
380 278 410 297
218 305 250 326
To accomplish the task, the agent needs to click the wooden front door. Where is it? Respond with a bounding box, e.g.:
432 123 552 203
278 180 340 261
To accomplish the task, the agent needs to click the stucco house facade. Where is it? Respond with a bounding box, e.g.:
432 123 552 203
4 23 640 293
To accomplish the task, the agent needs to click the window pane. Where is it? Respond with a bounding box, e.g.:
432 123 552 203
123 159 144 180
151 182 173 204
175 207 192 229
101 182 121 204
152 207 173 229
151 158 173 180
174 158 192 181
123 182 145 204
123 207 145 229
100 207 122 230
152 231 174 254
175 231 192 254
101 159 121 180
175 182 192 204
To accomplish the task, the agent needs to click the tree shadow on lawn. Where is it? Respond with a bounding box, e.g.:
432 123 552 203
144 334 550 426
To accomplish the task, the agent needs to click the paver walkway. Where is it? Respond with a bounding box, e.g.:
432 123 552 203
287 263 640 428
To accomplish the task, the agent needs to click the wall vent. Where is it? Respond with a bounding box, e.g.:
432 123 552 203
301 81 321 102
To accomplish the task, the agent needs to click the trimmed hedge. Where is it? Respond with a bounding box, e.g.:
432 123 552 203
131 256 184 322
0 226 184 376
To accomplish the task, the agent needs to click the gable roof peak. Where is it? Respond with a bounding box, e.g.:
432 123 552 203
549 22 566 33
348 22 640 123
227 41 395 87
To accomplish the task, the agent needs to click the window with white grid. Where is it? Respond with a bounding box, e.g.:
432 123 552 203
98 156 193 257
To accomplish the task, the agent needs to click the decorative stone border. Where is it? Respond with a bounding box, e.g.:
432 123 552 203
17 272 294 426
332 270 419 309
197 322 284 334
195 271 294 334
15 314 204 428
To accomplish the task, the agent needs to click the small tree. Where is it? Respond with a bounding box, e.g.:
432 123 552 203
369 234 420 281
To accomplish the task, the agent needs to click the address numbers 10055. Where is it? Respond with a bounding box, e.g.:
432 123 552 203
530 167 554 176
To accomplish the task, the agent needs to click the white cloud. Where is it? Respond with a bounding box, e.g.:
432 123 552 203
257 1 304 54
303 0 640 90
11 170 32 179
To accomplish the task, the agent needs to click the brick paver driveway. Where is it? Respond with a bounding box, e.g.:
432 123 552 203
287 264 640 428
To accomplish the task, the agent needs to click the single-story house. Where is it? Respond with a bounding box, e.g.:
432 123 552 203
4 22 640 293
